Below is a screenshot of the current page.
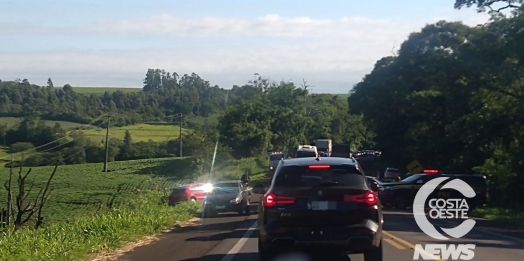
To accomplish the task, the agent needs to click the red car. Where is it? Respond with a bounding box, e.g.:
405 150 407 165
168 183 208 205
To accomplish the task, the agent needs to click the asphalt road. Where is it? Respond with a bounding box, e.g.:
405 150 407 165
116 198 524 261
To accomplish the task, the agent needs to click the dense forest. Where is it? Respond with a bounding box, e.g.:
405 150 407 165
349 2 524 205
0 0 522 207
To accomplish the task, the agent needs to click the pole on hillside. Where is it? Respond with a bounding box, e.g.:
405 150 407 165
103 115 111 172
3 124 6 147
179 113 183 157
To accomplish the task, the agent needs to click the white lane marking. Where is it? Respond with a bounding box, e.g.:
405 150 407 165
220 221 258 261
439 219 524 244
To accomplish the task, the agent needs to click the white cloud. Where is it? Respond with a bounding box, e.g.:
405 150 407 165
0 13 491 93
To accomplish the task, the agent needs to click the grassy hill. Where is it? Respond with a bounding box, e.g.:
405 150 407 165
0 157 195 224
336 93 350 100
0 117 191 142
82 122 191 142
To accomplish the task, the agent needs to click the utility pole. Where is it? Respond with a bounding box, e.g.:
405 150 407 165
179 113 183 157
103 115 111 172
3 123 6 147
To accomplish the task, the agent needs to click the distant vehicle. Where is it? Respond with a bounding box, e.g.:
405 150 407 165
380 171 488 210
168 183 207 205
254 157 383 261
268 151 287 172
318 151 329 157
295 145 318 158
315 139 332 156
203 180 251 217
331 143 351 158
383 168 400 179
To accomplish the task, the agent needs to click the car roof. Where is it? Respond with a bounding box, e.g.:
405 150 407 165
280 157 358 166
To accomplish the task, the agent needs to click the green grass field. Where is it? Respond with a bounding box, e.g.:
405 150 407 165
0 157 196 224
0 117 191 143
62 86 142 95
82 123 191 142
336 93 350 100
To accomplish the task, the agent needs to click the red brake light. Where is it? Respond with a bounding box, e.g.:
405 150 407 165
309 165 331 169
263 193 296 208
264 193 276 207
423 169 439 174
365 191 377 206
344 191 377 206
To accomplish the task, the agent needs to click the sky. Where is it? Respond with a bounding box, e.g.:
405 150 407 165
0 0 492 93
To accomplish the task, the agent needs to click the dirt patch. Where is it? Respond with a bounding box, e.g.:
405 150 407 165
87 217 202 261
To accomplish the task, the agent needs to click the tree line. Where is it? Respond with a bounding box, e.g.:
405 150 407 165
0 71 257 127
349 2 524 206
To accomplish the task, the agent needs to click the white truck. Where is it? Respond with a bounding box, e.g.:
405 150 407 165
315 139 332 156
295 145 318 158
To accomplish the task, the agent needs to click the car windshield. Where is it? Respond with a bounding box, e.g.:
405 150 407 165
387 169 399 173
274 165 367 189
269 154 284 161
400 174 424 183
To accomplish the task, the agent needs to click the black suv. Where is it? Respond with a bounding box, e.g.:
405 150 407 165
253 157 384 261
380 173 489 210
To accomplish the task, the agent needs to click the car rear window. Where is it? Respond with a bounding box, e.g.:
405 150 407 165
274 165 367 189
190 185 203 190
387 169 400 173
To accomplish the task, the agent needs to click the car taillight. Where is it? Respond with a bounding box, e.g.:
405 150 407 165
263 193 296 207
344 191 377 206
365 191 377 205
309 164 330 169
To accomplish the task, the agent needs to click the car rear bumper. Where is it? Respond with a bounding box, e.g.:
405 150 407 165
204 201 243 213
260 219 382 253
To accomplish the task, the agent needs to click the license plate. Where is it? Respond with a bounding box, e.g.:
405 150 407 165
311 201 336 211
215 205 225 209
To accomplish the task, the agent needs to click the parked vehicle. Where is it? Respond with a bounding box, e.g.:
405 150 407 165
168 183 208 205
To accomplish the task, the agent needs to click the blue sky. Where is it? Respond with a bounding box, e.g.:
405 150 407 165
0 0 491 93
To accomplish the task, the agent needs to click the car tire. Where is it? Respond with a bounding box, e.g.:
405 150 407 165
258 237 275 261
203 206 216 218
364 240 383 261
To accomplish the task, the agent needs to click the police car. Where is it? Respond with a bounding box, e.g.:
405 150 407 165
379 169 489 210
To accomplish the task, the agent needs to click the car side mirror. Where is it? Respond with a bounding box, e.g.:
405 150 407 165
370 182 379 192
252 183 266 194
